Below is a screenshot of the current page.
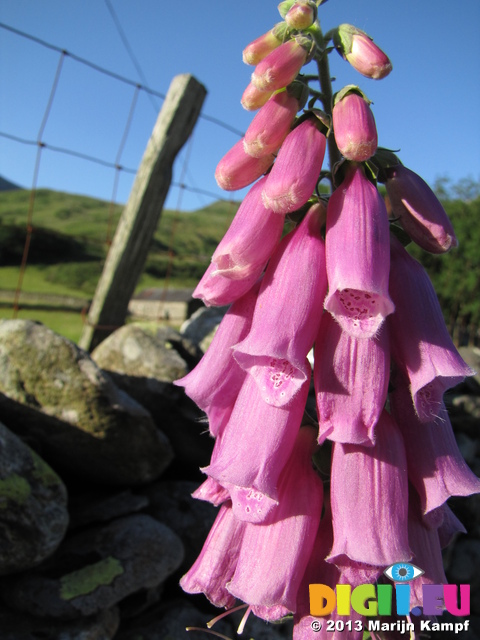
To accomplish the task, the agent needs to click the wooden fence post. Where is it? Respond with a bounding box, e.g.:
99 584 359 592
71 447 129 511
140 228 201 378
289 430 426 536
79 74 207 352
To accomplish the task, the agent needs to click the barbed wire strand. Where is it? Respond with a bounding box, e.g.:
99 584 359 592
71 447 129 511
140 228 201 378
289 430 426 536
103 0 160 114
105 84 141 246
12 50 66 318
0 21 243 136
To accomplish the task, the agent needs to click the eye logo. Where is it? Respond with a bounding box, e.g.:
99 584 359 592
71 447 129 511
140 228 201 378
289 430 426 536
384 563 424 582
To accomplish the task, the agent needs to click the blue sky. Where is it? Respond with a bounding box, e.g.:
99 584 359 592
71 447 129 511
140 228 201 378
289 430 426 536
0 0 479 211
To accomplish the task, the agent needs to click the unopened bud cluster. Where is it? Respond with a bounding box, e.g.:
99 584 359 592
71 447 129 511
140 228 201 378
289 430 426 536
178 2 479 638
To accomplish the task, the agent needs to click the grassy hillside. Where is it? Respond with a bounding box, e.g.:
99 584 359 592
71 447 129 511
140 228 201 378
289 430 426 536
0 188 239 341
0 188 239 295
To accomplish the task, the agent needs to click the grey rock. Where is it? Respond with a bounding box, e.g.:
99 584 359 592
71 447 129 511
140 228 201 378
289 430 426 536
69 489 149 530
91 323 213 470
0 603 119 639
141 480 216 569
0 421 68 575
91 323 191 383
180 306 229 352
1 514 184 619
0 320 173 485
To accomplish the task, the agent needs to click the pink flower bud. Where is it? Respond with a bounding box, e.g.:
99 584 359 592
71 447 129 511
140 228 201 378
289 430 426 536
332 88 378 161
242 24 286 66
243 89 300 158
285 1 317 30
385 164 457 253
334 24 392 80
324 163 394 338
251 38 310 92
215 138 275 191
241 82 274 111
261 115 327 214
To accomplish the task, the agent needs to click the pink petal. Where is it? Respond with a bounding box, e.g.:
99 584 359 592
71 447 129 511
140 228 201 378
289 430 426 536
251 39 308 92
328 410 411 567
385 164 457 253
244 90 300 158
227 427 323 615
175 282 260 436
180 502 245 608
261 118 326 214
203 372 310 522
314 311 389 446
324 163 394 338
390 380 480 514
215 139 274 191
193 262 260 307
211 176 284 280
234 203 327 407
388 235 474 421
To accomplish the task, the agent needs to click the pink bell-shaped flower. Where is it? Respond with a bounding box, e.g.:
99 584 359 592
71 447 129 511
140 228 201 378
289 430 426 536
388 235 474 421
251 37 311 93
328 410 411 568
332 87 378 161
203 372 310 523
174 281 260 437
261 114 327 214
180 502 245 609
226 426 323 617
211 176 285 279
234 202 327 407
324 162 394 338
284 0 317 30
242 23 287 66
243 88 302 158
314 310 389 446
215 138 275 191
385 163 457 253
390 379 480 516
193 262 260 307
241 82 274 111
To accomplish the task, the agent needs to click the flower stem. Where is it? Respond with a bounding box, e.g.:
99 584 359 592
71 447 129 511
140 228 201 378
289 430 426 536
309 22 342 185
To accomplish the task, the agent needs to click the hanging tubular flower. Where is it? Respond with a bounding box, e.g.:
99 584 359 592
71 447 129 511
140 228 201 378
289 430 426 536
241 82 274 111
174 281 260 437
234 202 327 407
384 163 458 253
211 176 285 279
242 23 288 66
215 138 275 191
203 372 310 523
226 427 323 618
328 410 411 568
332 86 378 161
314 310 389 446
324 162 394 338
251 36 312 92
388 235 474 421
333 24 392 80
261 113 328 214
180 502 245 609
390 380 480 516
243 85 305 158
193 261 260 307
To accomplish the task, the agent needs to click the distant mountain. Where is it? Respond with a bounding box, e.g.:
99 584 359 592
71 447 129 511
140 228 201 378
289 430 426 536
0 176 21 191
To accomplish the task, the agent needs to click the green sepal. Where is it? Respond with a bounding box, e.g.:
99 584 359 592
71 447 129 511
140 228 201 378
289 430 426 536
333 84 372 107
278 0 296 19
370 147 402 183
390 224 412 247
332 23 368 57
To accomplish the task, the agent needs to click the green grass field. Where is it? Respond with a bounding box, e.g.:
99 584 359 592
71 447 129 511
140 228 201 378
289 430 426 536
0 188 239 342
